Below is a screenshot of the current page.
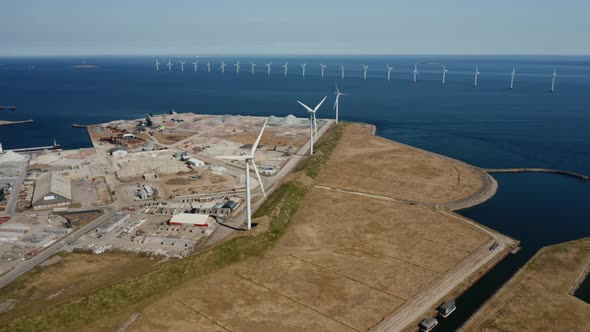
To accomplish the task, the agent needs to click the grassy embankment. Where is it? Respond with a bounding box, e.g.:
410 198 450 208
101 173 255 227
0 122 346 332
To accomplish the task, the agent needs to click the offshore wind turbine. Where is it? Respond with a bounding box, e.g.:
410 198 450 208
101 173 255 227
266 62 272 76
167 60 173 71
340 64 345 79
362 65 368 80
333 86 348 124
250 61 256 75
179 60 186 72
220 60 227 73
442 65 448 85
386 65 393 81
412 64 418 83
218 119 268 230
320 64 327 78
550 68 557 93
155 59 160 71
207 62 211 73
301 63 307 77
296 96 327 156
234 60 241 74
510 66 516 89
283 62 288 77
192 60 198 72
474 65 480 87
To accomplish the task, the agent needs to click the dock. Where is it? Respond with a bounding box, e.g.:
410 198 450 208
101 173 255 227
10 144 62 153
0 106 16 111
0 119 33 126
72 123 89 128
482 168 589 181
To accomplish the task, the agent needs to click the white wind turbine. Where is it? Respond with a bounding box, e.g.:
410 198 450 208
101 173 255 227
220 60 228 73
234 60 241 74
297 97 327 156
179 60 186 72
362 65 368 80
340 64 345 79
386 65 393 81
550 68 557 93
333 86 348 124
474 65 480 87
412 64 418 83
320 64 327 78
301 63 307 77
192 60 198 72
283 61 288 77
207 62 211 73
155 59 160 71
442 65 448 85
266 62 272 76
510 66 516 89
167 60 173 71
250 61 256 75
218 119 268 230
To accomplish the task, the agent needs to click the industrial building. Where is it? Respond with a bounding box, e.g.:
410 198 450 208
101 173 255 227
169 213 212 227
109 146 128 158
186 158 205 167
32 172 72 210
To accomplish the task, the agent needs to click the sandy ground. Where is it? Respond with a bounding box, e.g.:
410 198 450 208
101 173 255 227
462 237 590 331
118 123 508 332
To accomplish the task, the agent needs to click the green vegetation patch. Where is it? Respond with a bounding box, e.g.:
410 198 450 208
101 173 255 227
295 122 347 178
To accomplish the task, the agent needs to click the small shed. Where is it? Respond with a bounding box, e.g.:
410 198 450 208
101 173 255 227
222 200 239 211
109 146 128 158
187 158 204 167
169 213 211 227
438 300 456 317
419 317 438 332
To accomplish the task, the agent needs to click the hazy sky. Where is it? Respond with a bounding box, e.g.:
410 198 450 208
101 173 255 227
1 0 589 56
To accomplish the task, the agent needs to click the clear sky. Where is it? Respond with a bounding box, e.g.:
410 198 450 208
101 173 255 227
1 0 589 56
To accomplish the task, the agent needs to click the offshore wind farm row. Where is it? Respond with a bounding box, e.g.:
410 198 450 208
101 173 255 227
154 58 560 92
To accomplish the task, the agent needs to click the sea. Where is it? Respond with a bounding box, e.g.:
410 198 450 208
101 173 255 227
1 55 589 330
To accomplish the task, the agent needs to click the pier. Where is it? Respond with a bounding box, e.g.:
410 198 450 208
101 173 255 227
0 119 33 127
0 106 16 111
482 168 589 180
10 144 62 153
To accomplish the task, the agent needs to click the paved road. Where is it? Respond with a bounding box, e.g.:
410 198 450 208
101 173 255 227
0 205 116 289
1 159 28 216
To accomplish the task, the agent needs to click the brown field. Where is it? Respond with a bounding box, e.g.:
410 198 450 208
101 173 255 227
462 237 590 331
57 210 103 227
152 130 196 145
119 123 503 332
0 253 168 324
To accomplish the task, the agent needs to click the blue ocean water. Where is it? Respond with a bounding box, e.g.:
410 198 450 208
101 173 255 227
1 55 589 329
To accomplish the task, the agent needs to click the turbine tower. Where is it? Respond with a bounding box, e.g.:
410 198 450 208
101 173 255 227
218 119 268 230
283 62 288 77
234 60 241 74
296 97 327 156
192 60 198 72
340 64 345 79
362 65 368 80
220 60 227 73
266 62 272 76
179 60 186 72
167 60 173 71
320 64 327 78
301 63 307 77
474 65 480 87
510 66 516 89
250 61 256 75
155 59 160 71
207 62 211 73
386 65 393 81
442 65 448 85
551 68 557 93
333 86 348 124
412 64 418 83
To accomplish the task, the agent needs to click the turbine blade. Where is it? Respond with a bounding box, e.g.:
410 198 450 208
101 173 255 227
251 160 266 197
314 96 327 112
251 118 268 155
297 101 315 113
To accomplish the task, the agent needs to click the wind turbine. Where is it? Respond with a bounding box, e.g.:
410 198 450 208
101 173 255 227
320 64 327 78
362 65 368 80
412 64 418 83
550 68 557 93
220 60 227 73
207 62 211 73
192 60 198 72
510 66 516 89
283 62 288 77
250 61 256 75
386 65 393 81
296 97 327 156
155 59 160 71
301 63 307 77
179 60 186 72
474 66 480 87
340 64 345 79
266 62 272 76
167 60 173 71
333 86 348 124
234 60 241 74
218 119 268 231
442 65 448 85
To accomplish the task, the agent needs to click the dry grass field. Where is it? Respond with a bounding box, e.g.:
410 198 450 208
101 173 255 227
462 237 590 331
